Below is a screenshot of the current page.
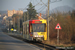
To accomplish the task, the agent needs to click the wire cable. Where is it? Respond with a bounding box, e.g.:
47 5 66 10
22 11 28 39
50 0 62 3
40 0 47 7
37 2 48 13
34 0 42 6
37 5 47 13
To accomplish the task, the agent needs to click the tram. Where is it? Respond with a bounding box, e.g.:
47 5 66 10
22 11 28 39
23 19 47 41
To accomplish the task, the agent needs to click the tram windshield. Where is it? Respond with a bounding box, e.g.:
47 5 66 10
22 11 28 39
32 24 46 32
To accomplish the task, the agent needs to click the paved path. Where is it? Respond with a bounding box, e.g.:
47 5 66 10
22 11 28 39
0 29 42 50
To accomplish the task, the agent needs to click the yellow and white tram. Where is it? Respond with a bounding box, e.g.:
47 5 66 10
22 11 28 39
23 19 47 41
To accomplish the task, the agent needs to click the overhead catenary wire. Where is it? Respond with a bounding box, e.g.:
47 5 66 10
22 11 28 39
32 0 43 6
19 0 62 16
40 0 47 6
37 0 62 11
37 2 48 13
37 5 47 13
19 0 62 11
50 0 62 3
37 0 62 15
29 0 48 13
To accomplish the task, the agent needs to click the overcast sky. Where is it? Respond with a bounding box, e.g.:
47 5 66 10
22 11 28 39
0 0 75 12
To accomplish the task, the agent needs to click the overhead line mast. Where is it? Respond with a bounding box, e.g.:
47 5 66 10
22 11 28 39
47 0 62 41
47 0 50 41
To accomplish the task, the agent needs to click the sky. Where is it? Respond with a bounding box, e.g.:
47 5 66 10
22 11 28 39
0 0 75 12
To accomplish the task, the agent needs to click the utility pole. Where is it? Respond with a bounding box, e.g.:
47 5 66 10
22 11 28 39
47 0 62 41
47 0 50 41
47 0 62 42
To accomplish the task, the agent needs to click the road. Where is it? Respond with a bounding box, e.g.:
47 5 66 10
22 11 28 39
0 31 43 50
0 20 42 50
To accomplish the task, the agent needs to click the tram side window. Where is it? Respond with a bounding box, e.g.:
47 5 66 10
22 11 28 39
23 24 26 34
26 24 29 34
27 24 29 34
25 24 27 34
30 24 33 32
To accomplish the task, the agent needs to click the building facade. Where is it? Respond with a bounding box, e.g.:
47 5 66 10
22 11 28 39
7 10 23 17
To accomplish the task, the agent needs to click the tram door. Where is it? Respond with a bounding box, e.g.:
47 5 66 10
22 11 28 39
26 24 29 40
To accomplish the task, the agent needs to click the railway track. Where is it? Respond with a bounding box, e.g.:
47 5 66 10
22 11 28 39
9 35 68 50
29 42 56 50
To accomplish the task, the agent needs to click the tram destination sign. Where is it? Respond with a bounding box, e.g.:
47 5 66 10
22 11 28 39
35 21 42 23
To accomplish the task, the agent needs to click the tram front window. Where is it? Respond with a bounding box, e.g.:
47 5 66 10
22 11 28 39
32 24 46 32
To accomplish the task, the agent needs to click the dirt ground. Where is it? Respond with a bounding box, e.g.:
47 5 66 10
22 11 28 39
43 40 75 47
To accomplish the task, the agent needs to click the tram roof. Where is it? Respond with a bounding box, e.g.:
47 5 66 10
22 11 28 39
24 19 46 22
23 19 47 24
